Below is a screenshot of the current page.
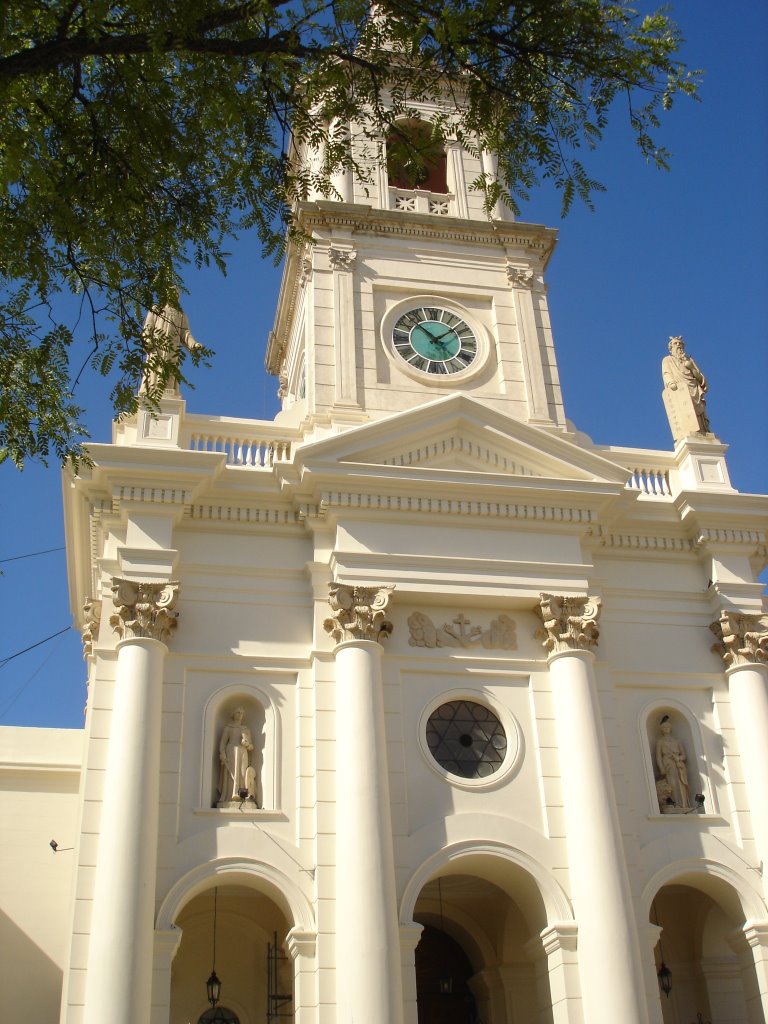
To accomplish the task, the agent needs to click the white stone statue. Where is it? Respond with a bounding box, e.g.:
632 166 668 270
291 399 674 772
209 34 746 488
217 707 260 807
139 294 202 396
655 716 691 810
661 335 711 441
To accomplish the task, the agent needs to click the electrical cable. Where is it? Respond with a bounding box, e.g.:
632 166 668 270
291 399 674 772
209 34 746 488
0 545 65 564
0 627 71 670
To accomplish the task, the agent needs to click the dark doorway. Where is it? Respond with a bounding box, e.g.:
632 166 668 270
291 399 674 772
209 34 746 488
415 925 478 1024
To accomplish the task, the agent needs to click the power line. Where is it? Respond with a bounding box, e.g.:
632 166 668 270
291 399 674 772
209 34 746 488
0 627 72 670
0 632 70 720
0 545 65 564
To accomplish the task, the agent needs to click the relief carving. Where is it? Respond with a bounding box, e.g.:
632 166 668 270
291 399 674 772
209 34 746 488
710 611 768 667
408 612 517 649
109 578 179 644
506 265 536 289
324 583 394 644
536 593 601 654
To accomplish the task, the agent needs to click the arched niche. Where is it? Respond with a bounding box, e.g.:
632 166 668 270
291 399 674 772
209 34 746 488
386 118 448 193
201 686 279 812
641 700 712 816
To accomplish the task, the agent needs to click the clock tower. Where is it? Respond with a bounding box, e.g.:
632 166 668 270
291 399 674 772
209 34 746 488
266 107 565 436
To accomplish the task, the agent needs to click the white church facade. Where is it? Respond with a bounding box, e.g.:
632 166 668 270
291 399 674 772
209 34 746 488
2 103 768 1024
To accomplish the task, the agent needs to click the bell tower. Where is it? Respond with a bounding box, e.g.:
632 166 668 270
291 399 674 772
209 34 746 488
266 104 565 437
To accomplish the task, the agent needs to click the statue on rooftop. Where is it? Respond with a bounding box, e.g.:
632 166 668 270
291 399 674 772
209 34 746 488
139 292 202 397
661 335 711 441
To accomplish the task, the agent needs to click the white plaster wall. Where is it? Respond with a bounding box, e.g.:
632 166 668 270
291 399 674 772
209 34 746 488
0 728 82 1023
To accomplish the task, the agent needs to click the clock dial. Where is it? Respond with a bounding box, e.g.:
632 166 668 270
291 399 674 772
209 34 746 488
392 306 478 375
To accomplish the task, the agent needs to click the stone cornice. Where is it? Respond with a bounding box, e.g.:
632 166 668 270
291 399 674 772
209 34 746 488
299 490 597 525
110 578 179 644
710 611 768 668
323 583 394 644
536 593 601 655
295 201 558 263
589 526 696 554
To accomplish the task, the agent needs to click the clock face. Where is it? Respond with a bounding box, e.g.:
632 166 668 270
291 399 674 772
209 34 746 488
392 306 478 375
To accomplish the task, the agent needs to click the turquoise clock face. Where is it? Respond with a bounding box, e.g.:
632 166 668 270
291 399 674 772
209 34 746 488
392 306 478 375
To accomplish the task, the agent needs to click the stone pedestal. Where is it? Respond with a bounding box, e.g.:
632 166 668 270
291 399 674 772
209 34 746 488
325 584 403 1024
83 580 177 1024
537 594 648 1024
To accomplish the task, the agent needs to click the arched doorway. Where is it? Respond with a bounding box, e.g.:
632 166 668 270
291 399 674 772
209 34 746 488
170 885 293 1024
412 868 553 1024
415 925 478 1024
651 881 765 1023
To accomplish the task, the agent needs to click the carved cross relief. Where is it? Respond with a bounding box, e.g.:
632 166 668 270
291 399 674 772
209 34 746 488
408 611 517 649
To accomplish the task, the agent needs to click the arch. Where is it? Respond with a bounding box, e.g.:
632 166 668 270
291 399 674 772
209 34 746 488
400 839 573 929
415 896 497 972
386 118 448 193
156 857 315 935
640 857 766 926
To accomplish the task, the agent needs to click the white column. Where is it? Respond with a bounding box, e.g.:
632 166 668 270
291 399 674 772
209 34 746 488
83 579 178 1024
711 612 768 895
537 594 649 1024
324 584 403 1024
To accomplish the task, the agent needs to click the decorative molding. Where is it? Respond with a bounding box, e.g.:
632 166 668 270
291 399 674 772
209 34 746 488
536 593 601 654
110 578 179 644
328 247 357 271
113 485 191 506
324 583 394 644
277 373 289 399
408 611 517 649
538 922 579 956
81 597 102 658
710 611 768 667
589 527 695 553
286 927 317 961
696 528 766 548
188 504 298 525
317 491 596 524
383 435 538 475
299 254 313 284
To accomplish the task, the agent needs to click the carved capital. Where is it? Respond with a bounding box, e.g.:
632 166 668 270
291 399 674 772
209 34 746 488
81 597 102 658
506 264 536 288
710 611 768 667
536 593 601 655
110 578 179 644
324 583 393 644
328 247 357 271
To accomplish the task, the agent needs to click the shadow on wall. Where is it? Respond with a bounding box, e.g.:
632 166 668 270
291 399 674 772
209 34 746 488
0 907 63 1020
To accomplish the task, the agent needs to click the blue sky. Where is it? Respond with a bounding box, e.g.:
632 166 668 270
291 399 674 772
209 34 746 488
1 0 766 729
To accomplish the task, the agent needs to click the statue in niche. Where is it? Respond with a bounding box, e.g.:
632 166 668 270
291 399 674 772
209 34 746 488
217 707 260 807
655 715 691 811
661 335 711 441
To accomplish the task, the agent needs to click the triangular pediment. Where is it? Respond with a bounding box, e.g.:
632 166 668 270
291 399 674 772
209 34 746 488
293 394 631 486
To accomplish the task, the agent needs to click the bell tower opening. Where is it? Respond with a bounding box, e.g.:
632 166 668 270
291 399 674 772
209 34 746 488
386 119 448 193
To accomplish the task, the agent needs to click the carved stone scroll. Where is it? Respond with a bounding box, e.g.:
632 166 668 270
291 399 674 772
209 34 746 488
536 594 601 654
81 597 102 658
324 583 393 644
110 578 179 644
710 611 768 667
408 612 517 649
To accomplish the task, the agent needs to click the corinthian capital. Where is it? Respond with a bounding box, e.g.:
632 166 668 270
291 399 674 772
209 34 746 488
110 578 179 644
324 583 394 644
710 611 768 667
536 593 601 655
81 596 102 658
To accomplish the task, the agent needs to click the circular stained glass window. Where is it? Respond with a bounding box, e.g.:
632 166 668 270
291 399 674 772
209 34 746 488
426 700 507 779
